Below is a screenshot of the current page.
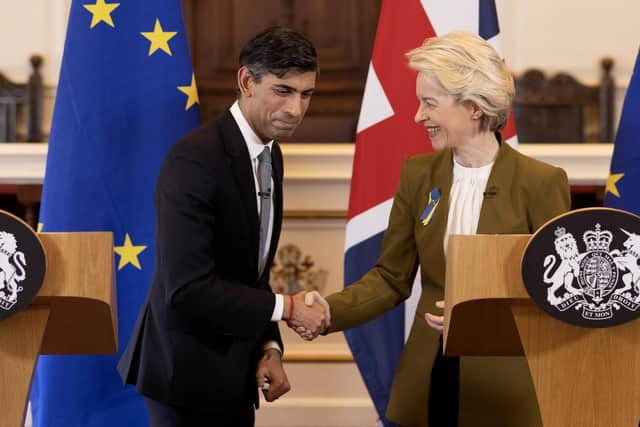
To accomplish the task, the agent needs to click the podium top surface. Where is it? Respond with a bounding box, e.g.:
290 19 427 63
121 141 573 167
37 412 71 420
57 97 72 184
33 232 117 355
443 234 531 356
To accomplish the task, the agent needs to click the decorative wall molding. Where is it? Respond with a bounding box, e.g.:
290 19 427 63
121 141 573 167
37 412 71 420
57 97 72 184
283 343 353 362
518 143 613 185
0 142 613 187
280 143 613 212
0 144 48 184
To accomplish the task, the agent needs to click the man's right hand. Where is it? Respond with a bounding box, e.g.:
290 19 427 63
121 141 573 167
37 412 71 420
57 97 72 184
283 291 330 340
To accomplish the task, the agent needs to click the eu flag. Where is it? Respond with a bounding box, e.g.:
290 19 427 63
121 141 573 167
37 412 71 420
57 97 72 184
31 1 199 425
605 49 640 212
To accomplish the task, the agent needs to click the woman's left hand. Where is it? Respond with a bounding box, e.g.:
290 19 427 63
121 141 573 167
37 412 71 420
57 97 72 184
424 300 445 332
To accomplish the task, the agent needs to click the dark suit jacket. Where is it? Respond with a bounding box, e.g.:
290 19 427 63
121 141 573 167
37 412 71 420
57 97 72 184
117 111 284 414
326 140 571 427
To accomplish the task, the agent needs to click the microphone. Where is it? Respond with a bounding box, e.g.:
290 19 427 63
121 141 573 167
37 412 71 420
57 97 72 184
483 186 498 198
258 189 272 199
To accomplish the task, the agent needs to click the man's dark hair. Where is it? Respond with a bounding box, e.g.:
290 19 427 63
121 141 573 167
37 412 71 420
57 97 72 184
239 26 319 82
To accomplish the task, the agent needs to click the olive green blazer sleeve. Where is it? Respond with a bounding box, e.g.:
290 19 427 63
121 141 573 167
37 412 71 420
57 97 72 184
326 157 420 332
326 141 571 334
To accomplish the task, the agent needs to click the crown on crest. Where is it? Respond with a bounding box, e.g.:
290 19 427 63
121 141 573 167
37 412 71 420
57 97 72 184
554 227 567 238
553 227 575 245
583 223 613 251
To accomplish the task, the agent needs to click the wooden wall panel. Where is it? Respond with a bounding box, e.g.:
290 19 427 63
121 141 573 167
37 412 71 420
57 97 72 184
181 0 381 142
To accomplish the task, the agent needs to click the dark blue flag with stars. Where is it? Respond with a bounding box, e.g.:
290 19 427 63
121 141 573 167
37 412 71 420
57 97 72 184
605 49 640 212
30 0 200 425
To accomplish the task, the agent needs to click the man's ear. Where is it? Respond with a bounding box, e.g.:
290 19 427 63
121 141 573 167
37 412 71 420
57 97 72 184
237 66 254 97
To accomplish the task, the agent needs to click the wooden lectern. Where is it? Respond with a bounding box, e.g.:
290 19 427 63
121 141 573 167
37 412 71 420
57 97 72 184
0 232 116 427
444 234 639 427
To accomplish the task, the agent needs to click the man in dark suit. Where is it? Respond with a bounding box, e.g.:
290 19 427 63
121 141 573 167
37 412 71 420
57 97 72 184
117 27 328 427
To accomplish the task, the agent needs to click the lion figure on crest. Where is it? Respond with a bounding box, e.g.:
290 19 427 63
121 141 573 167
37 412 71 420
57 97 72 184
610 229 640 297
0 231 27 302
543 228 584 305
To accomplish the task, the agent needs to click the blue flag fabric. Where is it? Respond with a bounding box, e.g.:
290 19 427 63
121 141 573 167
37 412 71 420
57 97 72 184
604 49 640 212
31 1 199 425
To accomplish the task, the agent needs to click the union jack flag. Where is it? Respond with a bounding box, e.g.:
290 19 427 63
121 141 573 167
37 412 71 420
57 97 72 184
343 1 516 425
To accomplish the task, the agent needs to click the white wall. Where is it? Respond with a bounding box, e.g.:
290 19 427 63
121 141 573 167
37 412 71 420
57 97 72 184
0 0 69 84
1 0 69 136
2 0 638 85
1 0 638 134
497 0 639 85
496 0 639 129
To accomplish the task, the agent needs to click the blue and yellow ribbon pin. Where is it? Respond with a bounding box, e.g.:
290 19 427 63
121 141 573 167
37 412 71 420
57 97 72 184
420 188 440 226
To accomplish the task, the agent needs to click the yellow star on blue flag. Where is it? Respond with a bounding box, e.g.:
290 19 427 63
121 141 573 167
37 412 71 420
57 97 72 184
32 0 200 425
141 18 178 56
83 0 120 29
178 73 199 110
114 233 147 270
605 49 640 213
605 173 624 198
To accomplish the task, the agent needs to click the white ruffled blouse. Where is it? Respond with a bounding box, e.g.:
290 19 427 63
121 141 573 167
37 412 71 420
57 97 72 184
444 157 494 253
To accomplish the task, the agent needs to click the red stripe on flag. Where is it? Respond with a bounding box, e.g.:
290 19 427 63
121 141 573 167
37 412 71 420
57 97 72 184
502 109 517 141
349 0 437 219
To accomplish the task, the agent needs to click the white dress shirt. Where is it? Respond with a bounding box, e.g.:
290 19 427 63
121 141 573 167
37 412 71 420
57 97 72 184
229 102 285 339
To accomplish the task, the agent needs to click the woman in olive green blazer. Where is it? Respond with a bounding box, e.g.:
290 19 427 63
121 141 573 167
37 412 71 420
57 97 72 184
320 32 570 426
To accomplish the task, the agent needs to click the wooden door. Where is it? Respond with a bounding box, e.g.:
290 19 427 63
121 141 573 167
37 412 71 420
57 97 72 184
181 0 381 142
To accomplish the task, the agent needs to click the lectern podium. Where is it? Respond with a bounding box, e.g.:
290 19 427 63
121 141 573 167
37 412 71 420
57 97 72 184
444 234 639 427
0 232 116 427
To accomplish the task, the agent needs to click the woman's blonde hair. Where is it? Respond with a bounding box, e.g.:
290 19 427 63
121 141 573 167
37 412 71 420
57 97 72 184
406 31 514 132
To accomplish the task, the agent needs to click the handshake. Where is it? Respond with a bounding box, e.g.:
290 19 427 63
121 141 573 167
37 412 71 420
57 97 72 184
282 291 330 340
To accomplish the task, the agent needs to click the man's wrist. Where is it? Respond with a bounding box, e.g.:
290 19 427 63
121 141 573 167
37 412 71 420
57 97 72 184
282 294 291 320
263 340 282 355
286 294 294 320
264 347 281 358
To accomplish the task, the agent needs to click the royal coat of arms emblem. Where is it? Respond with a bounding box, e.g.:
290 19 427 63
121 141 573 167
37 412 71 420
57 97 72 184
523 208 640 327
0 231 27 310
0 210 46 321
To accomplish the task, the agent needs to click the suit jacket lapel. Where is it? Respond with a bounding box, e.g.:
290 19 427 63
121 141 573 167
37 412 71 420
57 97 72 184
220 111 260 266
427 149 454 233
414 149 454 287
476 140 517 234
